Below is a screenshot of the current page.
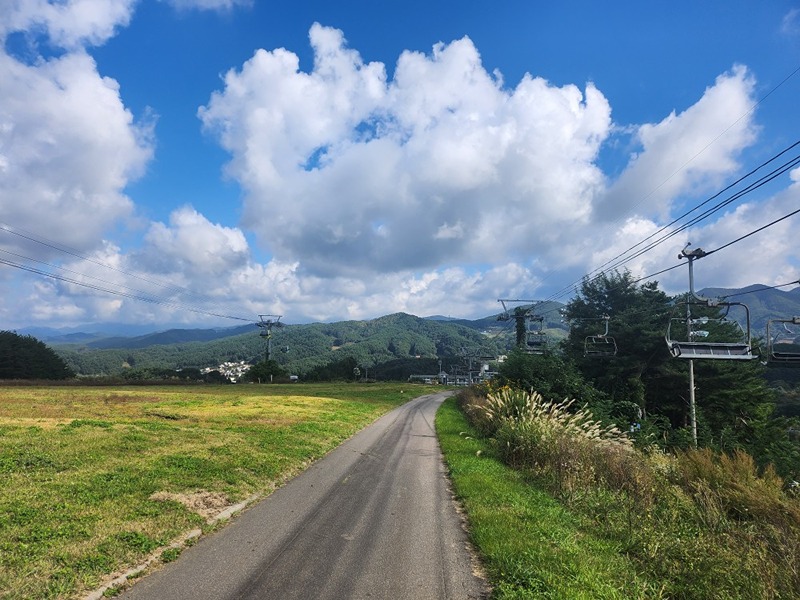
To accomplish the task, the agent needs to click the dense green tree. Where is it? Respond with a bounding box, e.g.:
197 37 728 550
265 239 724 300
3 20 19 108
370 357 445 381
562 271 798 479
496 348 608 414
0 331 74 380
563 270 672 424
303 356 359 382
244 360 286 383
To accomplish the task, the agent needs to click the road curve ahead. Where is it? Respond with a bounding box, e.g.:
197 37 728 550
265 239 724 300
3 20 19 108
120 391 488 600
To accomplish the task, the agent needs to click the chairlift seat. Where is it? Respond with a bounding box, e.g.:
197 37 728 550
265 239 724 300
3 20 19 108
766 318 800 366
768 343 800 364
525 332 547 354
770 351 800 363
584 335 617 358
668 341 755 360
666 298 755 361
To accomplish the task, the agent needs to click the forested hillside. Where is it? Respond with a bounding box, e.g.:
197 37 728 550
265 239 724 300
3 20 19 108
42 284 800 382
53 313 507 377
0 331 74 380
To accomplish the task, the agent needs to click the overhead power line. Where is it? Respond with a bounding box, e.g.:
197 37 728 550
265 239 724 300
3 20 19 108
0 256 254 323
0 221 259 323
583 143 800 282
719 280 800 300
0 222 227 312
543 141 800 305
706 206 800 257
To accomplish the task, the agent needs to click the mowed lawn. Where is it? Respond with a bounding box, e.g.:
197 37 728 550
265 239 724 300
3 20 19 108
0 383 412 599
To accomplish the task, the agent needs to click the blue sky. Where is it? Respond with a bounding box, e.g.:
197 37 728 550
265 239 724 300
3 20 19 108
1 0 799 330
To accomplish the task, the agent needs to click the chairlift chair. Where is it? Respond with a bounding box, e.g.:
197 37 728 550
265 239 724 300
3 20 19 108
525 315 548 354
664 244 757 361
766 317 800 365
665 300 756 360
584 316 617 358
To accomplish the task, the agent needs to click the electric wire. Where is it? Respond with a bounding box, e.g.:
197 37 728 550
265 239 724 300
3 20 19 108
579 145 800 285
532 63 800 298
542 147 800 304
705 206 800 257
4 70 800 326
718 280 800 300
0 223 257 323
0 222 235 314
0 256 254 323
607 65 800 223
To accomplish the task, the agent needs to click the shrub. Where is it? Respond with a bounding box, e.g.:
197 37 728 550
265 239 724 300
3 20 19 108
468 387 658 504
458 386 800 598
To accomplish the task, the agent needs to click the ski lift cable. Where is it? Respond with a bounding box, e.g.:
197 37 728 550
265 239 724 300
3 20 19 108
0 257 254 323
598 171 800 298
0 221 229 311
576 143 800 287
546 154 800 304
546 262 684 309
529 65 800 296
718 280 800 300
543 137 800 301
0 247 255 323
705 206 800 257
0 247 218 314
579 64 800 250
542 146 800 305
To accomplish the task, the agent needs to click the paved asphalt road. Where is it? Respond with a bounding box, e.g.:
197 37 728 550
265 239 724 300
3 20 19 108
119 391 489 600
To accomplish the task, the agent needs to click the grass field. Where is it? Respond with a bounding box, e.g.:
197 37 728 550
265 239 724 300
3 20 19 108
0 383 412 599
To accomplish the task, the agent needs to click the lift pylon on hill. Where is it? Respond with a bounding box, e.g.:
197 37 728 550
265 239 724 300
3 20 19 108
497 298 548 354
256 314 283 361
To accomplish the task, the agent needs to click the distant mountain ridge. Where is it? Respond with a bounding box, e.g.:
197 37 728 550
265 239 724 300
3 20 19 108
50 312 521 377
35 302 568 351
85 324 257 349
27 285 800 377
698 285 800 335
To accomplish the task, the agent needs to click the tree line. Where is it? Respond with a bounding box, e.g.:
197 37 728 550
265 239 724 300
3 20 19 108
495 270 800 480
0 331 74 380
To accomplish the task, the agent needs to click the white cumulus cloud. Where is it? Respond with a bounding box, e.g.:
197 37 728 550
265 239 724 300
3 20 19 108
0 49 153 256
0 0 136 49
200 24 613 279
138 206 250 277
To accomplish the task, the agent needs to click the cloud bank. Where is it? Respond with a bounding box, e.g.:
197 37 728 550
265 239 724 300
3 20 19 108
2 13 791 327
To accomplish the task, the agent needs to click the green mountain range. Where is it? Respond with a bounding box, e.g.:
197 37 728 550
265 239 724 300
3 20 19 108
50 312 527 378
44 285 800 378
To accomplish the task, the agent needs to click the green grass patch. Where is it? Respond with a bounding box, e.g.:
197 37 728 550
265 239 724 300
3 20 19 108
436 397 662 599
0 383 409 599
445 387 800 599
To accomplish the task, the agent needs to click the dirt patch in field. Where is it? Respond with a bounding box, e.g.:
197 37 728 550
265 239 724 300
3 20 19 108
149 490 232 520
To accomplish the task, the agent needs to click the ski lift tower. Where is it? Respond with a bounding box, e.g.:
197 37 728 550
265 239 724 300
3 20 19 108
665 243 757 447
497 299 547 353
256 314 283 362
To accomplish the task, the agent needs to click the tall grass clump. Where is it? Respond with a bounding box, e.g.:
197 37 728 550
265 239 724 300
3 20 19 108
457 386 800 599
465 387 655 506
